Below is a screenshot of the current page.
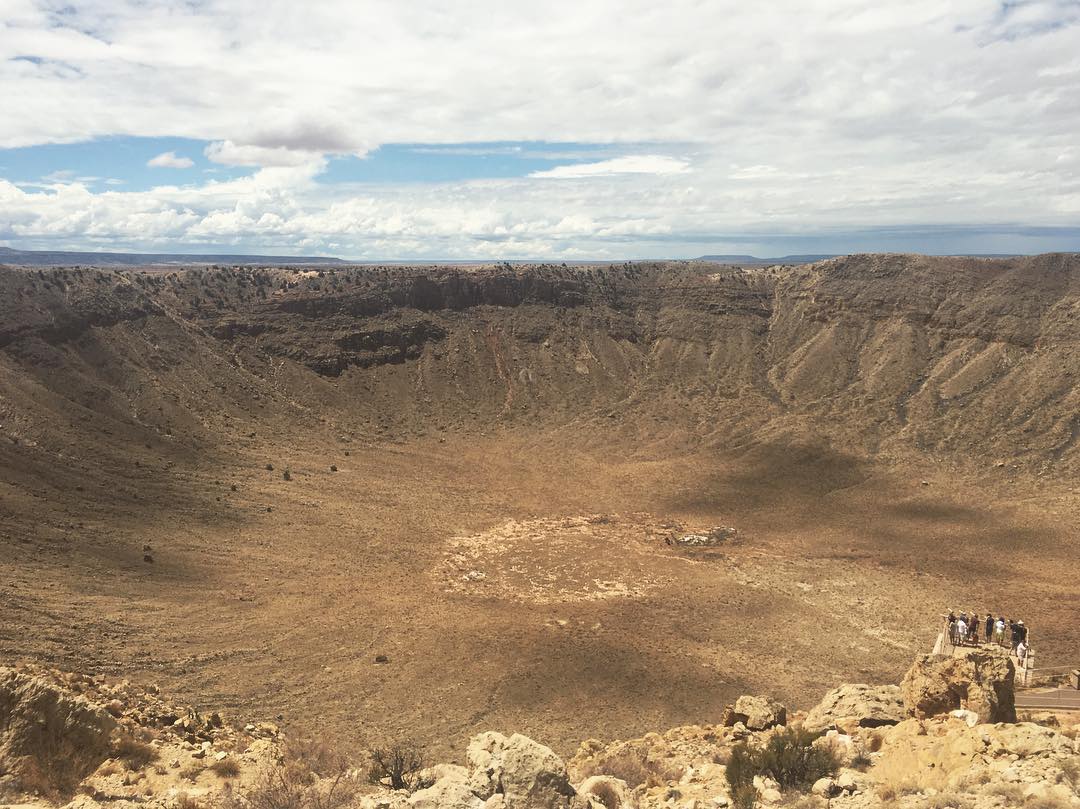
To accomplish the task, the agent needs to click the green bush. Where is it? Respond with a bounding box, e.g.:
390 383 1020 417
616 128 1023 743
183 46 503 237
724 727 839 797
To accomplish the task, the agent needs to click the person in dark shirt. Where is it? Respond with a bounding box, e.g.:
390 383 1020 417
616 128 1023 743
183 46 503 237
985 613 994 644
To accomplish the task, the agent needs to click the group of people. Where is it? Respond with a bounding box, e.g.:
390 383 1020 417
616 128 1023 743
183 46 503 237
944 610 1030 663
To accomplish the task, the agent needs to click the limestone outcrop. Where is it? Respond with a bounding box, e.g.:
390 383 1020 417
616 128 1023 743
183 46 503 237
729 696 787 731
0 667 117 796
803 683 906 733
900 649 1016 723
466 731 576 809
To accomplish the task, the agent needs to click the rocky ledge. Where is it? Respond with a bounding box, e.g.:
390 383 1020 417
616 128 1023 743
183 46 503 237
1 648 1077 809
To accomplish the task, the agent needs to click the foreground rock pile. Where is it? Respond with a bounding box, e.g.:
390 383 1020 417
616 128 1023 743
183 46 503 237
2 648 1078 809
0 664 280 808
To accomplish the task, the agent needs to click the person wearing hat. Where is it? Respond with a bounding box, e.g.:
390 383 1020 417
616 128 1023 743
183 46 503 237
985 613 994 645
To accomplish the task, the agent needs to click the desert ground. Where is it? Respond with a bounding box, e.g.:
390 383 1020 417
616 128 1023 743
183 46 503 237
1 255 1077 760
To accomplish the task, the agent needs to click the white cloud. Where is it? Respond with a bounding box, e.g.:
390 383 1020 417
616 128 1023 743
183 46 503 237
0 1 1079 255
147 151 194 169
529 156 691 179
204 141 327 169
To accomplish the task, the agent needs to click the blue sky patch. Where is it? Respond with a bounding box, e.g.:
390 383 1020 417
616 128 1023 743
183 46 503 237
0 137 643 191
0 136 251 191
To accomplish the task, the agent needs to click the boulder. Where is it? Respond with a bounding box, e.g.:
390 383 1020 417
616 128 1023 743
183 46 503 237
803 684 905 732
408 776 484 809
900 650 1015 724
732 696 786 731
874 718 986 791
468 731 576 809
811 777 841 798
983 723 1072 758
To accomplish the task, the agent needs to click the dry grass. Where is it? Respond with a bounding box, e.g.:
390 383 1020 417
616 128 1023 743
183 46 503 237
176 792 201 809
210 758 242 778
1060 759 1078 791
180 762 205 782
924 792 974 809
218 738 358 809
876 784 897 801
583 780 621 809
1026 798 1072 809
113 736 159 771
579 748 682 790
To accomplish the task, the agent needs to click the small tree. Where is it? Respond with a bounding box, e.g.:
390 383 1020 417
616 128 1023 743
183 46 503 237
366 745 425 791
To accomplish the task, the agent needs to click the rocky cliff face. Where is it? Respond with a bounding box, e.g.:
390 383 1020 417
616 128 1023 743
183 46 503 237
2 254 1079 473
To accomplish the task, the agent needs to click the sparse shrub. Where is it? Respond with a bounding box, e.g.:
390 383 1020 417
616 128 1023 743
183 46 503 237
725 728 839 794
1027 797 1073 809
220 739 356 809
283 469 291 481
580 748 681 789
366 745 424 790
113 736 159 771
180 761 204 782
731 783 759 809
867 733 884 752
925 792 973 809
266 463 274 471
850 752 872 771
176 792 201 809
987 783 1025 802
585 780 621 809
725 743 757 793
211 758 242 778
1061 758 1079 791
876 784 897 801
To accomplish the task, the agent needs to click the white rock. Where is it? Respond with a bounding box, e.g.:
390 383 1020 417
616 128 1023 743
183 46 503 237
467 731 575 808
948 709 980 728
812 777 841 797
408 777 483 809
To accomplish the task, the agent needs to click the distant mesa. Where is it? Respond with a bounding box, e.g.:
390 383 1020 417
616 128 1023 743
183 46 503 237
697 253 838 265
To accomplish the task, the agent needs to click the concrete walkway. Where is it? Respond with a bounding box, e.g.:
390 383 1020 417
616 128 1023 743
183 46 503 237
1015 688 1080 711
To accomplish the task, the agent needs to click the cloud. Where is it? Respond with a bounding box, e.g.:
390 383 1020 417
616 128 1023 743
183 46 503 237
147 151 194 169
0 1 1078 256
529 156 691 179
204 140 325 168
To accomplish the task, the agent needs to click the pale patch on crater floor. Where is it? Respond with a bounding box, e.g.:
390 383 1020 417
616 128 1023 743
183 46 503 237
437 514 675 604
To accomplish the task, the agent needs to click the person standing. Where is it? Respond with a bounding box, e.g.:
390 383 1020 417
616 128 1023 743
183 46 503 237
970 613 980 643
995 616 1006 645
985 613 994 644
956 616 968 646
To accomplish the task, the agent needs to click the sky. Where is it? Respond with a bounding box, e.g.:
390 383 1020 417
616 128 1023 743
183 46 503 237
1 0 1079 260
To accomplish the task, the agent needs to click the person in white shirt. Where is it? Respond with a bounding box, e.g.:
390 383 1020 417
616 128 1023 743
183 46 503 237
1017 640 1029 665
956 618 967 644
